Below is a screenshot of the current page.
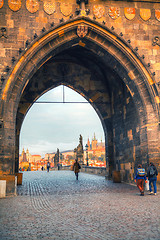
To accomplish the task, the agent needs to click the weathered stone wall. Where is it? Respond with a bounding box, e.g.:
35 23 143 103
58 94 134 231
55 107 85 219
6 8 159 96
112 79 141 172
0 0 160 89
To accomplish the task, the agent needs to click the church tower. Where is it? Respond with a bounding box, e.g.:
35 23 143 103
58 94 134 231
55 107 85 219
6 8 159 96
22 148 27 162
92 133 98 150
87 138 91 150
26 148 30 162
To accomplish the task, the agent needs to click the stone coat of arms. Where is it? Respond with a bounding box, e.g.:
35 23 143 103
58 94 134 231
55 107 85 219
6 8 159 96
124 8 135 20
43 0 56 15
140 9 151 21
8 0 21 12
108 7 120 20
26 0 39 13
77 25 88 38
0 0 4 9
60 3 72 17
155 10 160 22
93 5 105 19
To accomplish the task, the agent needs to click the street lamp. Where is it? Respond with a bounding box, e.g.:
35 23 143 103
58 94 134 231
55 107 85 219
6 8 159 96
85 144 89 166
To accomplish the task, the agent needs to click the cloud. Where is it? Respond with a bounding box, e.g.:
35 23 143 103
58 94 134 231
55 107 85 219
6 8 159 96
20 86 105 157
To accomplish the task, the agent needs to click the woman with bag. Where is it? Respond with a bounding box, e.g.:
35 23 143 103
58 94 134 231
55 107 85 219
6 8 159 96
73 159 81 180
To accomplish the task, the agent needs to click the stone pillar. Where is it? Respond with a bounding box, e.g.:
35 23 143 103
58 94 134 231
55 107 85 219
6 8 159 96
105 119 114 179
0 180 6 198
0 175 17 196
15 132 19 173
0 108 17 195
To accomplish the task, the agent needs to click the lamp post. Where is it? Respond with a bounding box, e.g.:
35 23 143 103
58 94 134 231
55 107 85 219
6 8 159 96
85 144 89 166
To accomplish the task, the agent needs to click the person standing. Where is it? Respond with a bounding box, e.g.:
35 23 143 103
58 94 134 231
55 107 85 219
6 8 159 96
73 159 81 180
47 161 50 172
57 163 60 170
134 164 147 196
147 162 158 195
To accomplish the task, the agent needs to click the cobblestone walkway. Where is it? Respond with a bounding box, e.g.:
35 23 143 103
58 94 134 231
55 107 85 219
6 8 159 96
0 171 160 240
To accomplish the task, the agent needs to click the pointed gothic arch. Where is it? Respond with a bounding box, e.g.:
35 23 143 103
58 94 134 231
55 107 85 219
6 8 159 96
0 18 159 188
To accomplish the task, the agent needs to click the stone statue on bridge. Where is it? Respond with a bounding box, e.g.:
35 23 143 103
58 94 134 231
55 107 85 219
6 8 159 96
74 135 84 165
54 148 59 167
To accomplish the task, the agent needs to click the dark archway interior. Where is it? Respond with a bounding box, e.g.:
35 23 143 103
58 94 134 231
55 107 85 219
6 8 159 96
16 46 140 180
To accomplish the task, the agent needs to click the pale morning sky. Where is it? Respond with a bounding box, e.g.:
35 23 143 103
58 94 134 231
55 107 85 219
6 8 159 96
20 85 105 157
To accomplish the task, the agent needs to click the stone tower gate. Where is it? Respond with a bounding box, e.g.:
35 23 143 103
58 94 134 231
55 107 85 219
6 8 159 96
0 0 159 195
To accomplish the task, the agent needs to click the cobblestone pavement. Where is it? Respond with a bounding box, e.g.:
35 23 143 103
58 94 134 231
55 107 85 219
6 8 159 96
0 171 160 240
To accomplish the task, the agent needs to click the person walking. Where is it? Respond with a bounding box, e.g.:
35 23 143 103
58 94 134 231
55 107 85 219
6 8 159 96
47 161 50 172
73 159 81 180
147 162 158 195
57 163 60 170
134 164 147 196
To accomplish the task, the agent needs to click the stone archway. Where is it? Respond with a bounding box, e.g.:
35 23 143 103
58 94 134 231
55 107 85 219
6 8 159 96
0 18 159 194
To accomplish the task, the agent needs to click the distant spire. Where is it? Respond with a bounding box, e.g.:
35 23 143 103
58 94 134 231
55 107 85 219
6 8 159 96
93 132 96 140
100 138 103 147
87 138 90 150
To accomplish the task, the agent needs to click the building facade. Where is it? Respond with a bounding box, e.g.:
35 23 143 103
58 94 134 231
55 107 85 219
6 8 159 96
85 134 105 166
